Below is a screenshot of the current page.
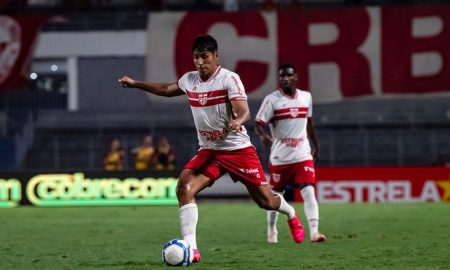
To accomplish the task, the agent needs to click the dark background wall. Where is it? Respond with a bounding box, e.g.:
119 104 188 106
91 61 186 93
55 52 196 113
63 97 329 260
78 57 149 112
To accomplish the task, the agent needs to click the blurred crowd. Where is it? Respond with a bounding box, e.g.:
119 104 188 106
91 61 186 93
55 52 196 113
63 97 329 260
103 135 176 171
0 0 283 13
0 0 433 14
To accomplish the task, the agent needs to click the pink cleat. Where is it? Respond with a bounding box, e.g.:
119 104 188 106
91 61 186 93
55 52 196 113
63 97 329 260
311 233 327 243
287 215 304 244
192 249 201 264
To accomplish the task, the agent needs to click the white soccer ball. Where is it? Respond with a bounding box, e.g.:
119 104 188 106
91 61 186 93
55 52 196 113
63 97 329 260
162 239 194 267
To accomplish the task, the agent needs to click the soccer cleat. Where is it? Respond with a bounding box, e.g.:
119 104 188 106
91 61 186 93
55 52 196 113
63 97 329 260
311 232 327 243
267 232 278 244
192 249 201 264
287 215 304 244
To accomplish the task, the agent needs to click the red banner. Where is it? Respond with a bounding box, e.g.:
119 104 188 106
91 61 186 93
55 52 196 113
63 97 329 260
299 167 450 203
382 5 450 94
278 7 373 97
147 5 450 103
0 15 47 92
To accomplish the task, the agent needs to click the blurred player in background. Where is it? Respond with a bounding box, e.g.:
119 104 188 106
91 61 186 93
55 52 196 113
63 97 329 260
255 64 326 243
132 134 155 170
118 35 304 264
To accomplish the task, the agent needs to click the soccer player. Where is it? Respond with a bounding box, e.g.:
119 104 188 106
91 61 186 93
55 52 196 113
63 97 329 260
118 35 304 264
255 64 326 243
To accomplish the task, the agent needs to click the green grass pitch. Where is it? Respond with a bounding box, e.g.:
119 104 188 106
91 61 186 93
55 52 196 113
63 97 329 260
1 202 449 269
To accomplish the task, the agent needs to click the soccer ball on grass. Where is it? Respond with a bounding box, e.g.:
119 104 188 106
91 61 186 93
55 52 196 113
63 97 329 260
162 239 193 267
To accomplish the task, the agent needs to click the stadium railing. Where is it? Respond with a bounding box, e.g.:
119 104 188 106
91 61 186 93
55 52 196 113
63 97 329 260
15 100 450 172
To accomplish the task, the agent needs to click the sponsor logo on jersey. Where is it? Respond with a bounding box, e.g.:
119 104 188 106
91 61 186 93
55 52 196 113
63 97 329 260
239 168 261 178
199 128 227 141
281 138 303 148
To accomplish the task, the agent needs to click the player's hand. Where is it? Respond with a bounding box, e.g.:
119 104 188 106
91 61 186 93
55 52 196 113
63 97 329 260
312 148 319 162
260 135 273 148
262 136 273 149
229 120 243 133
118 76 135 88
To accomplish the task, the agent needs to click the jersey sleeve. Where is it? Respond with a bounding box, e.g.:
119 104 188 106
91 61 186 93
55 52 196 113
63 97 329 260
177 73 189 93
225 73 247 101
255 95 273 125
307 92 313 117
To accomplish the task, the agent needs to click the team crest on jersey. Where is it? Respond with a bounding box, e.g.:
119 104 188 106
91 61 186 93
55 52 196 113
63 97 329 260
290 108 299 117
272 173 281 183
198 93 208 105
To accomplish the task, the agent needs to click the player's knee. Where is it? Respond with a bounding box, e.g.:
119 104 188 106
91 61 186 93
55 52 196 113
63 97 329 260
176 176 193 198
266 200 279 211
175 183 188 198
256 198 278 211
177 172 200 199
176 182 195 199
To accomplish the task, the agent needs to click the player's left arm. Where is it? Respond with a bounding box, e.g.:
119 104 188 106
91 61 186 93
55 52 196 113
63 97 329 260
229 100 250 133
307 117 320 162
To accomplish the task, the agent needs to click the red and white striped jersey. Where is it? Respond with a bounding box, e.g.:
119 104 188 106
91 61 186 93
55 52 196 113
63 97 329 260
178 66 253 150
255 89 313 165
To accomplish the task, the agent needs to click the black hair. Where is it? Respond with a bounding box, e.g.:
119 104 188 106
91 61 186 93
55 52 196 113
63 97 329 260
192 35 218 53
278 63 297 73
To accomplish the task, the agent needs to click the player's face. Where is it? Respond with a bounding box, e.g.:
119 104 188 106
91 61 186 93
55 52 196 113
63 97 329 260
278 67 297 90
193 49 219 79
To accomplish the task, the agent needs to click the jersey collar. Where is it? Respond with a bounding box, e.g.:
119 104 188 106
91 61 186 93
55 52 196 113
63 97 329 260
278 88 298 100
199 65 221 83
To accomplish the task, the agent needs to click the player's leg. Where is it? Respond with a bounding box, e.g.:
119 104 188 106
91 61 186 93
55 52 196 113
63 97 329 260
177 149 221 264
217 146 304 243
216 146 293 215
246 184 304 243
176 169 211 253
267 190 284 243
299 183 326 242
266 164 296 243
294 160 326 242
177 149 223 263
176 169 211 263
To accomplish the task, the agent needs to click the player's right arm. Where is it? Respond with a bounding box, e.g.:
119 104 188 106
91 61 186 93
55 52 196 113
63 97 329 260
118 76 184 97
255 122 273 149
255 96 273 149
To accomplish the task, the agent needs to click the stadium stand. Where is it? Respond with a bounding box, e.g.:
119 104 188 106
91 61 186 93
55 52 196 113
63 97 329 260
1 0 450 171
22 109 198 170
16 97 450 171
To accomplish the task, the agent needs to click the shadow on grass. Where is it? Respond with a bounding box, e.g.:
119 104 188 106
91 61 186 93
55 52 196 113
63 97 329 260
78 260 163 268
